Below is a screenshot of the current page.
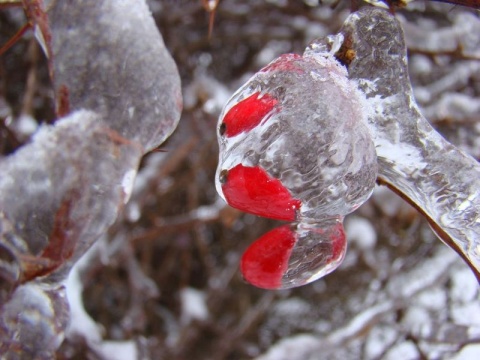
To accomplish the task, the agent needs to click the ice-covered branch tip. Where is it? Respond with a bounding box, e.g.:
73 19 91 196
0 0 181 356
46 0 182 152
331 7 480 280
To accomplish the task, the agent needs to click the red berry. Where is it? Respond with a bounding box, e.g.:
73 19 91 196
240 225 296 289
220 92 277 137
221 164 301 221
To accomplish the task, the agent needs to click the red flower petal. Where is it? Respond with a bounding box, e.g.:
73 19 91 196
220 92 277 137
241 225 296 289
221 164 301 221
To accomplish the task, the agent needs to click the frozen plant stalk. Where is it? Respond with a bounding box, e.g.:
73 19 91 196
0 0 182 356
333 7 480 281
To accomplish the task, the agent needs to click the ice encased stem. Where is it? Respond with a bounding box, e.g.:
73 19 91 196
337 8 480 279
0 0 182 355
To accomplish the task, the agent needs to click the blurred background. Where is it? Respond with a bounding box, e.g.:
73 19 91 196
1 0 480 359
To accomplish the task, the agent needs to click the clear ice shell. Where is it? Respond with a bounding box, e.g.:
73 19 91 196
216 52 377 289
48 0 182 152
0 282 69 357
240 219 346 290
337 8 480 280
0 0 183 355
216 53 377 220
282 219 346 288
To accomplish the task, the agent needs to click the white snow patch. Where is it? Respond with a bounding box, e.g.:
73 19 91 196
362 0 389 9
401 306 432 337
180 287 209 325
365 326 398 359
422 93 480 122
126 201 141 222
15 114 38 136
345 216 377 250
65 264 102 342
383 341 419 360
328 301 394 344
94 340 137 360
256 334 321 360
183 74 231 114
273 298 311 318
372 186 413 218
255 40 292 68
410 55 432 76
451 302 480 327
129 151 167 196
193 198 225 221
121 169 137 204
415 287 447 311
127 106 135 119
451 344 480 360
450 267 479 303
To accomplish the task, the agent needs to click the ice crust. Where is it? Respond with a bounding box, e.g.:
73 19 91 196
0 111 142 355
46 0 182 152
217 53 377 220
216 43 380 288
215 49 379 288
0 0 182 356
339 7 480 280
0 109 144 334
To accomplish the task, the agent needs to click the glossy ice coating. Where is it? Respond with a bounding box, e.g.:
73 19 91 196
241 220 346 289
216 51 377 289
339 7 480 280
216 53 377 220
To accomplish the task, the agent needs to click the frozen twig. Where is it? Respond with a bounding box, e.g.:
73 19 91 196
334 7 480 281
45 0 182 151
0 0 181 356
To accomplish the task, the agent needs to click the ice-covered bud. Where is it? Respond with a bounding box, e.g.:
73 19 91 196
220 92 278 137
216 53 377 220
241 220 346 289
216 50 377 289
220 164 301 221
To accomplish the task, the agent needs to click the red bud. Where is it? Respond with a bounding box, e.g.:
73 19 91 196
221 164 301 221
240 225 296 289
220 92 277 137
